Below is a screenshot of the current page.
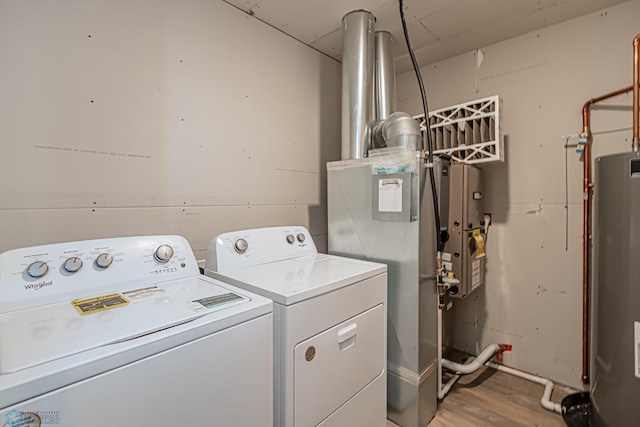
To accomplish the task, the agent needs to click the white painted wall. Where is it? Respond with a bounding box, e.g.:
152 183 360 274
397 0 639 389
0 0 341 259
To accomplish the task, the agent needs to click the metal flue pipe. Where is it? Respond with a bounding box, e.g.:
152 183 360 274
341 10 375 160
374 31 397 121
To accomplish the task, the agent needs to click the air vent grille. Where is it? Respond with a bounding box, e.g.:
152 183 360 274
413 95 503 164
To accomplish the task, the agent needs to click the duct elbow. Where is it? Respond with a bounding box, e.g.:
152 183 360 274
371 111 422 151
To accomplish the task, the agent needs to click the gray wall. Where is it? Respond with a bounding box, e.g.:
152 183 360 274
0 0 341 259
396 0 639 389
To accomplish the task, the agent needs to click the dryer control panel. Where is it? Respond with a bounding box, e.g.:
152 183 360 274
0 236 198 312
205 226 317 272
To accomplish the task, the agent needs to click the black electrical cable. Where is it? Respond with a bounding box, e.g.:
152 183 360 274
398 0 444 252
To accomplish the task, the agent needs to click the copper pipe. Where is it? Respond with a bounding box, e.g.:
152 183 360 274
634 33 640 150
580 85 633 384
578 34 640 385
582 87 634 132
581 135 591 385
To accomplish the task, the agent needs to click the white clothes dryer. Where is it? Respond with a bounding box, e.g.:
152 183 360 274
204 226 388 427
0 235 273 427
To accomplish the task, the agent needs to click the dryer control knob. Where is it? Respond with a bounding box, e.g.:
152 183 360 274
26 260 49 278
234 238 248 254
286 234 295 244
154 245 174 263
297 233 306 243
95 253 113 269
63 256 83 273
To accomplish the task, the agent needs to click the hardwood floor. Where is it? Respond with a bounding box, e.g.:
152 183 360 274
387 366 576 427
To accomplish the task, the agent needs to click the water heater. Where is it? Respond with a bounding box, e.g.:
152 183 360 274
591 151 640 426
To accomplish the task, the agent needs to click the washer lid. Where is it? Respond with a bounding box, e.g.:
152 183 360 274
209 254 386 305
0 276 261 374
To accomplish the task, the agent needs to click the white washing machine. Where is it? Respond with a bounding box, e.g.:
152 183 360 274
0 235 273 427
204 226 388 427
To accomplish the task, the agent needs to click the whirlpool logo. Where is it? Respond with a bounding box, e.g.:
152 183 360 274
24 281 53 291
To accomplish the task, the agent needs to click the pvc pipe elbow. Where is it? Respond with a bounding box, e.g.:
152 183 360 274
441 343 502 374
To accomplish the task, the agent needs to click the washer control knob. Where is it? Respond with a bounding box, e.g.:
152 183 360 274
95 253 113 269
234 238 248 254
297 233 306 243
63 257 83 273
27 261 49 278
154 244 174 263
286 234 295 244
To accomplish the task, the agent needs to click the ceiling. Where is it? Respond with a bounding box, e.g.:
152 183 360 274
223 0 628 74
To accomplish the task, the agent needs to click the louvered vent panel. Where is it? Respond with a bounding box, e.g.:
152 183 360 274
413 95 503 164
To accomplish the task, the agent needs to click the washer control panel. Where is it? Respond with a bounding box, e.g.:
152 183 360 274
205 226 317 273
0 235 198 312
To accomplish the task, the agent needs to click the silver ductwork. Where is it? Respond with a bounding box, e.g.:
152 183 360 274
342 12 417 160
379 112 421 150
341 10 375 160
374 31 397 122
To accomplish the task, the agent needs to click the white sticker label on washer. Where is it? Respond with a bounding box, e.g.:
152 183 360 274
379 179 403 212
635 321 640 378
441 252 452 262
187 293 244 312
122 285 167 301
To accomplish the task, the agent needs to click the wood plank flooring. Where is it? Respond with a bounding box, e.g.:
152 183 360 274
387 366 577 427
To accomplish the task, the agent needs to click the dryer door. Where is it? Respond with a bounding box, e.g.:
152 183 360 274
293 303 385 426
